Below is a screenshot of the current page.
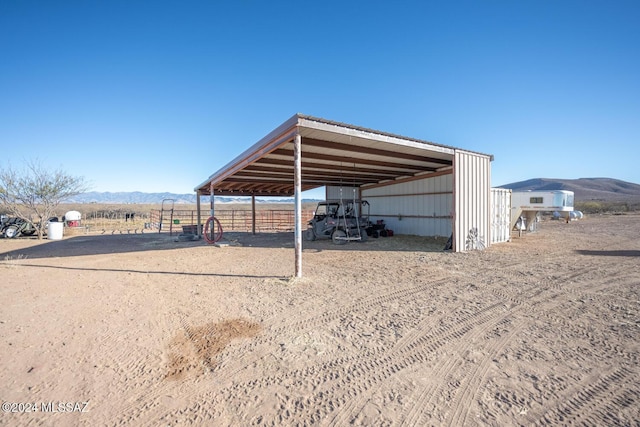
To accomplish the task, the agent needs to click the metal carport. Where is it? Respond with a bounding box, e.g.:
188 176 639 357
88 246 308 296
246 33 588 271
195 114 493 276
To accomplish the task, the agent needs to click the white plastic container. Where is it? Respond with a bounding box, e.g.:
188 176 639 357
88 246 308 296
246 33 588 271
48 222 64 240
64 210 81 221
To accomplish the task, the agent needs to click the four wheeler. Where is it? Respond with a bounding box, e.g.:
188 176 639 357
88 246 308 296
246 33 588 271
0 217 38 238
304 199 371 245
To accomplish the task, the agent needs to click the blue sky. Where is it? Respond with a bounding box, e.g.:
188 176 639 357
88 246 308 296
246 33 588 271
1 0 638 197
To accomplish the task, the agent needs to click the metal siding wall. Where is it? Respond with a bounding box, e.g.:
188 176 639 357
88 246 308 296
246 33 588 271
454 151 491 252
326 186 359 201
490 188 512 244
361 174 453 236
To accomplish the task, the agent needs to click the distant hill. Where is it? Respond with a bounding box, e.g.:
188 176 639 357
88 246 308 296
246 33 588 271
65 191 197 204
64 191 319 204
69 179 640 204
498 178 640 202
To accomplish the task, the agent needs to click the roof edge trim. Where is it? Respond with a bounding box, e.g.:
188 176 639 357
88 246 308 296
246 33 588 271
298 115 463 155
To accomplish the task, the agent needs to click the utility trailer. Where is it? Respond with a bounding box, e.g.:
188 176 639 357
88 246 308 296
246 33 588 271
511 190 574 234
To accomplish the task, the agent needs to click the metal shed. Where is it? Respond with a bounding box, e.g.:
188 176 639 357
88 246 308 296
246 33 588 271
195 114 494 276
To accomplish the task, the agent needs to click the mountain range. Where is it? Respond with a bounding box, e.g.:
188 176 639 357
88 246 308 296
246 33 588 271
65 191 319 204
498 178 640 202
66 178 640 204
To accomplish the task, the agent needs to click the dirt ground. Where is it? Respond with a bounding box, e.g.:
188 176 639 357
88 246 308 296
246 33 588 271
0 214 639 426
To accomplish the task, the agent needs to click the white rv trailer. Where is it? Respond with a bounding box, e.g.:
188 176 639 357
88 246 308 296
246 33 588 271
510 190 574 232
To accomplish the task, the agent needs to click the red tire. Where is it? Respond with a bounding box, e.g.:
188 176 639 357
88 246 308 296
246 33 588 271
203 216 223 244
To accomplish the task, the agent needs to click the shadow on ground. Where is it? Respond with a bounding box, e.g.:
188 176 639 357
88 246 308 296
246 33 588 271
575 249 640 257
0 233 203 260
0 231 448 260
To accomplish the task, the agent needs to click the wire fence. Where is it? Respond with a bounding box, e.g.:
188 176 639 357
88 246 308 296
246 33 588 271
45 205 314 234
148 209 316 234
77 209 151 234
68 208 315 235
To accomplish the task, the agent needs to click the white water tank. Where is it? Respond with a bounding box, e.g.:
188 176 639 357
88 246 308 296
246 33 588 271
65 210 81 227
65 211 81 221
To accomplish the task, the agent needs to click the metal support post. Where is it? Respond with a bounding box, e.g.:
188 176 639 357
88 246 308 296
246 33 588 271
196 190 202 237
252 194 256 235
294 133 302 277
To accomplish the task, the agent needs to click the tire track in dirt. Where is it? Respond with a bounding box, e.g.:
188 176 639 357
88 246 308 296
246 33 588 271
536 308 638 368
104 307 210 425
491 263 609 306
210 277 452 382
395 313 526 426
108 276 451 425
530 367 639 426
399 265 609 426
134 298 512 426
400 350 463 426
76 274 176 423
142 254 608 424
325 301 511 423
446 318 529 427
572 272 640 304
90 276 183 424
328 301 511 426
478 264 638 427
113 312 264 425
110 231 639 425
486 262 605 307
257 301 511 425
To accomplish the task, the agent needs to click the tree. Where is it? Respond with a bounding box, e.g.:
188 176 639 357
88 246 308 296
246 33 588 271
0 160 90 239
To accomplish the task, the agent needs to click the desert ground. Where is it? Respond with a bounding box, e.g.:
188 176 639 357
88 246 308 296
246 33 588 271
0 213 639 426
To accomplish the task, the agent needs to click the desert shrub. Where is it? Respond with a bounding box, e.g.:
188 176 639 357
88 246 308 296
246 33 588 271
576 200 640 214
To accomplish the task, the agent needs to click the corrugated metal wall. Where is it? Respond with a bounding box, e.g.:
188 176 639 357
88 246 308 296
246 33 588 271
325 152 492 250
359 173 453 237
490 188 511 244
454 150 492 251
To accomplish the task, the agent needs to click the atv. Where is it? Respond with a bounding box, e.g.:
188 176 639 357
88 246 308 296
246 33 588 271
0 216 38 238
304 200 371 245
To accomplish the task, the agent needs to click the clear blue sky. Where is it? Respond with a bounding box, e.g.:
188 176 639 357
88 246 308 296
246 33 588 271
1 0 638 197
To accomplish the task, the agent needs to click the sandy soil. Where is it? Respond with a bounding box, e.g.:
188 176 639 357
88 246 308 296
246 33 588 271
0 214 639 426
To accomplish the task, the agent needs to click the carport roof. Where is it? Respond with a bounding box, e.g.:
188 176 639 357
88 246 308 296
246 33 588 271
195 114 492 196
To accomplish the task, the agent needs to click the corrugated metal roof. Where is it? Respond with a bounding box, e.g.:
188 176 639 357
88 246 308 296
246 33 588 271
195 114 492 196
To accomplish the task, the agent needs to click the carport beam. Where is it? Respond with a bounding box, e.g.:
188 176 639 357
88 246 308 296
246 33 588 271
294 133 302 277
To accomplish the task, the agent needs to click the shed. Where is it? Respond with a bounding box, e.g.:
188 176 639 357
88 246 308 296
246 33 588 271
195 114 495 276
